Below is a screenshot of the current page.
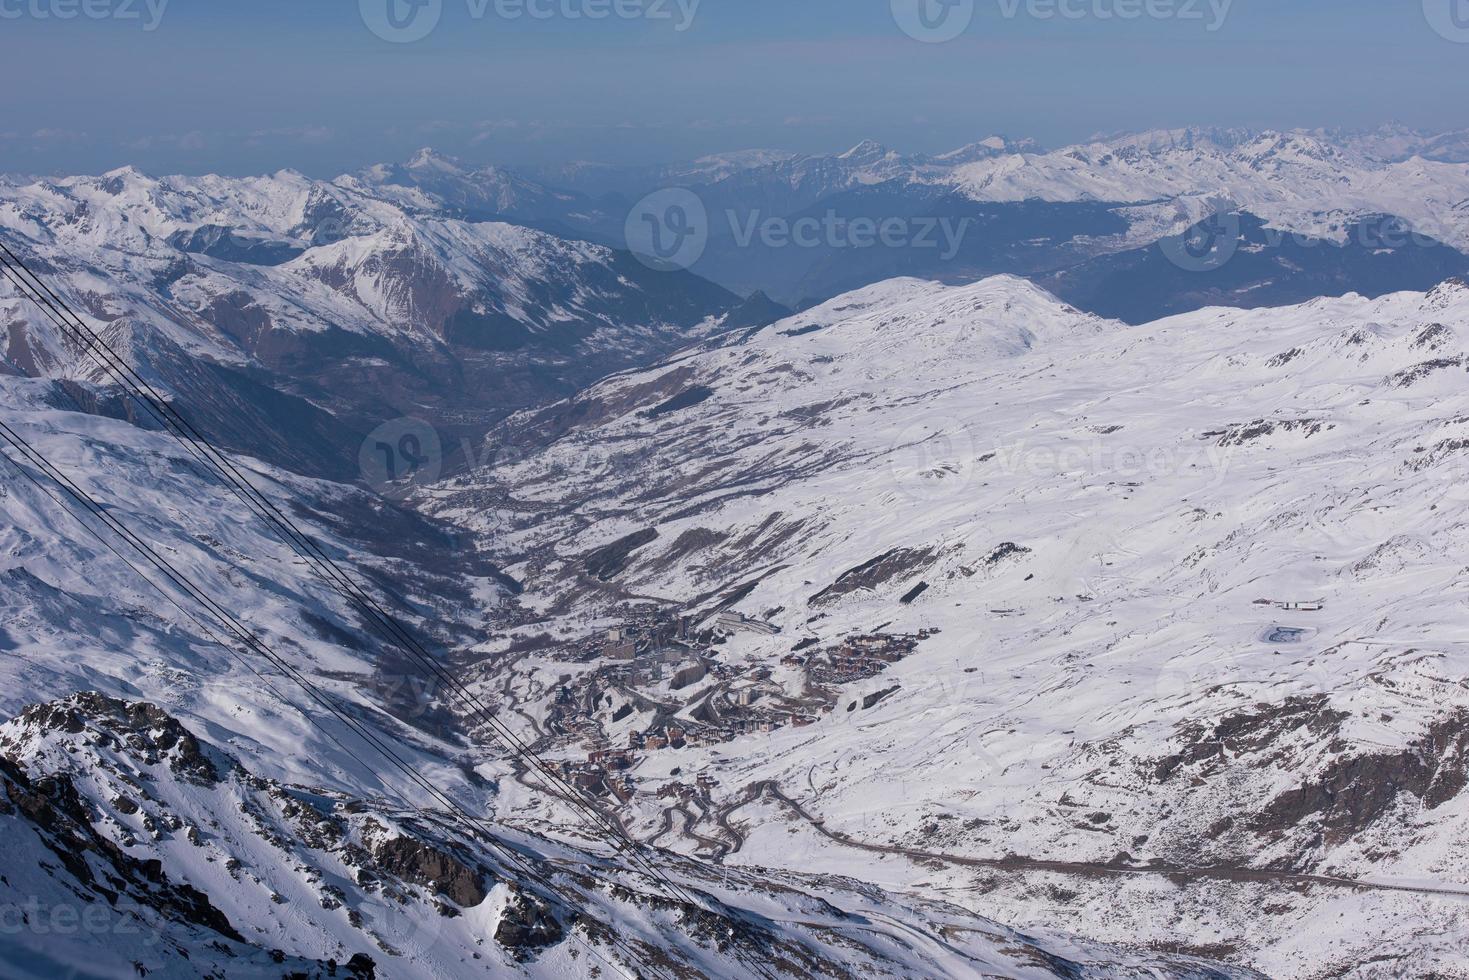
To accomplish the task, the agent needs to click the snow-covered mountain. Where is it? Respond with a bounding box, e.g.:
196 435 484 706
529 136 1042 217
358 147 582 219
2 692 1263 979
534 128 1469 312
681 136 1043 221
0 358 1263 978
946 128 1469 254
0 160 745 477
8 131 1469 978
421 274 1469 978
1313 123 1469 165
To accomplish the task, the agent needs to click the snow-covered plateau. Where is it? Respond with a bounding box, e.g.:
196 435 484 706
421 274 1469 978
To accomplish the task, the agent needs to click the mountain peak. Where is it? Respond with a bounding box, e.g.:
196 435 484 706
99 164 149 181
96 165 154 194
839 139 891 161
935 136 1040 164
405 146 465 174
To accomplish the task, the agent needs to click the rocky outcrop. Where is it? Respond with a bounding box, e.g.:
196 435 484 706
368 832 489 908
810 547 936 606
493 886 564 959
0 693 1262 978
1254 711 1469 849
584 528 660 581
3 693 220 786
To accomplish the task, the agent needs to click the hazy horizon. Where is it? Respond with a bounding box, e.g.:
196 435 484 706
3 0 1469 177
4 119 1466 182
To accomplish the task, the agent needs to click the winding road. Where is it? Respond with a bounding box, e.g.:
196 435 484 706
729 780 1469 901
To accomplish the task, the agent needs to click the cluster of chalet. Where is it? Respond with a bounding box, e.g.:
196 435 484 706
545 613 940 802
789 631 938 684
590 607 723 694
656 773 722 804
629 723 690 751
557 757 637 803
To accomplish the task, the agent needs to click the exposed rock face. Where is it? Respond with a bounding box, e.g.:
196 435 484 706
1254 711 1469 851
584 528 661 581
1155 696 1350 782
492 886 564 959
0 755 238 941
4 692 221 786
1152 697 1469 863
810 547 936 606
0 694 1261 979
367 833 489 908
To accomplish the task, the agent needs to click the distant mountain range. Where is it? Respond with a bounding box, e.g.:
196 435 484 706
0 163 759 478
4 125 1468 482
663 126 1469 308
521 125 1469 310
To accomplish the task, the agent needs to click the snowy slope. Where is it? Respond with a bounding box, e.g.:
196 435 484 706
424 274 1469 978
0 366 1265 978
0 692 1262 979
0 374 513 799
947 129 1469 252
0 160 741 476
0 736 369 980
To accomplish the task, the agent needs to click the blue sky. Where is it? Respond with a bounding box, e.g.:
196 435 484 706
2 0 1467 176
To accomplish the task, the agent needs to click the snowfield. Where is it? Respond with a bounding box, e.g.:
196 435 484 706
0 316 1259 978
5 132 1469 976
425 274 1469 978
945 129 1469 254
